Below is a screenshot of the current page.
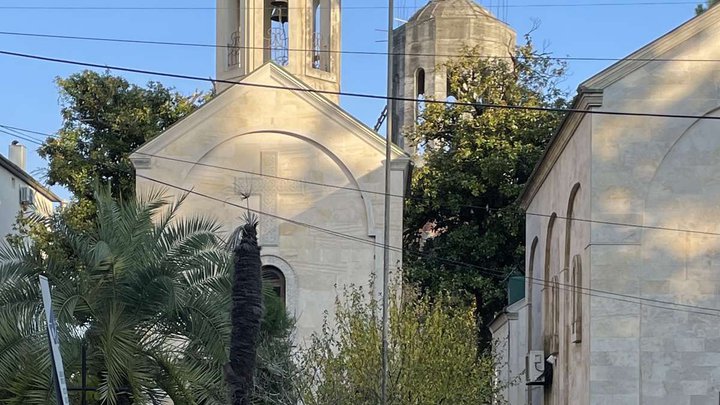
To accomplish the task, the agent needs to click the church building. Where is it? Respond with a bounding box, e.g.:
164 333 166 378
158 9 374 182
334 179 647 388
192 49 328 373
492 6 720 405
131 0 410 341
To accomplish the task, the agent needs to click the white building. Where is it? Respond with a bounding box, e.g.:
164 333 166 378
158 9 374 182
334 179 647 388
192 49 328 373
132 0 410 343
0 141 61 238
492 6 720 405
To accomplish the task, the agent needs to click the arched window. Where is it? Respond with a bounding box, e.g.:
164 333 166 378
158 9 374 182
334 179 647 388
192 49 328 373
564 183 581 270
571 254 582 343
415 68 426 122
544 213 557 353
312 0 331 71
527 237 539 351
262 266 286 306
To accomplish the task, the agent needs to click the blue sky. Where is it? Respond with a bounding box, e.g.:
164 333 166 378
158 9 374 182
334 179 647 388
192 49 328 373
0 0 703 200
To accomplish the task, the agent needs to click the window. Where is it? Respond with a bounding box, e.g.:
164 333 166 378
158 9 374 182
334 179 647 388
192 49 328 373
312 0 331 71
571 255 582 343
267 0 290 66
551 275 559 352
262 266 286 305
415 68 426 121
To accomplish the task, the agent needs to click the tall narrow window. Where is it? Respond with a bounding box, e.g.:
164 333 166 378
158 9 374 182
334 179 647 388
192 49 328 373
227 0 242 68
267 0 289 66
571 255 582 343
552 275 560 352
312 0 331 71
415 68 426 121
262 266 286 306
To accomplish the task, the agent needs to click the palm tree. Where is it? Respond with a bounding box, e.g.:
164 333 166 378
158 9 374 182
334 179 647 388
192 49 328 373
226 215 264 405
0 189 233 404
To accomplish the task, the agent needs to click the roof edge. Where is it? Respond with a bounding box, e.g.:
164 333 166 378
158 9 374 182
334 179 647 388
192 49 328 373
0 154 61 202
580 4 720 91
519 91 603 210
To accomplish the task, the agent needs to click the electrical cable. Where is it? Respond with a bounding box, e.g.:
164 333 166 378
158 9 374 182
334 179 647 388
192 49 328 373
135 172 720 317
2 48 720 122
5 30 720 64
3 122 719 239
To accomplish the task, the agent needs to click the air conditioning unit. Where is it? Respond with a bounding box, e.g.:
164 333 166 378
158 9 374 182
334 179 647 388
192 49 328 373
526 350 545 383
19 186 35 206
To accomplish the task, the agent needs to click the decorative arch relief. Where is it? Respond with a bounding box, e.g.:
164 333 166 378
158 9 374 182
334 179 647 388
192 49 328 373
186 130 378 238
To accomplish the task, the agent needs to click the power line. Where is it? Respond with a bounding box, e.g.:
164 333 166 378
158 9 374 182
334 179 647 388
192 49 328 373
0 128 43 146
6 30 720 64
133 151 720 238
0 2 703 10
3 48 720 122
135 173 720 318
5 121 720 240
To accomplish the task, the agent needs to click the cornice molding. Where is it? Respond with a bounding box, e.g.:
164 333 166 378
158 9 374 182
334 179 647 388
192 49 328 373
519 92 603 209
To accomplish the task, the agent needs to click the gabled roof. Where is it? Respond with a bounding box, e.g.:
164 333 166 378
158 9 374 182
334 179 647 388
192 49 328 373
0 154 61 202
133 62 409 161
580 4 720 91
519 6 720 208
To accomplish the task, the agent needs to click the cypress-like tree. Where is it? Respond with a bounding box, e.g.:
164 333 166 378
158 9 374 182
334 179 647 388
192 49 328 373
226 217 264 405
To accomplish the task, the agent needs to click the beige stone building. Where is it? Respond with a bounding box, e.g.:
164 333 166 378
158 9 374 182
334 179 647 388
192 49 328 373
131 0 410 342
391 0 515 155
492 6 720 405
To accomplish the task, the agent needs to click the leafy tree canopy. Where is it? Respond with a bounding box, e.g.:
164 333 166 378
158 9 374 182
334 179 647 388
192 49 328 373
0 190 296 405
39 70 208 201
403 37 568 348
299 283 503 404
696 0 719 15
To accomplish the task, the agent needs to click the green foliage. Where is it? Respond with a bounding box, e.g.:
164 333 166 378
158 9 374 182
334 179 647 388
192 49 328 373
40 70 208 201
696 0 719 14
0 189 297 405
403 37 568 348
299 283 502 404
30 70 209 247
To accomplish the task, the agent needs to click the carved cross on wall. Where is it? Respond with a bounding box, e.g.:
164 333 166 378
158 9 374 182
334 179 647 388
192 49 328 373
234 151 303 246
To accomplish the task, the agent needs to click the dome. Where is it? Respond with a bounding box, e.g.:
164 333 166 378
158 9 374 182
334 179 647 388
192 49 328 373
407 0 494 23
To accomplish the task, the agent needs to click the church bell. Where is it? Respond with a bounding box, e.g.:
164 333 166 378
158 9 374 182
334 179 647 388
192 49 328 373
270 0 289 24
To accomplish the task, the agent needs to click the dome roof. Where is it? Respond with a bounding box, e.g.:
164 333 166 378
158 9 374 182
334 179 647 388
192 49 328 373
407 0 494 23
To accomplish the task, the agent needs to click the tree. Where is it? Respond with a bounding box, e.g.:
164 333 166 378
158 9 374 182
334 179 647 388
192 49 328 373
403 38 568 350
25 70 208 246
1 190 299 405
40 70 206 201
0 189 233 404
226 216 264 405
696 0 719 14
299 283 503 404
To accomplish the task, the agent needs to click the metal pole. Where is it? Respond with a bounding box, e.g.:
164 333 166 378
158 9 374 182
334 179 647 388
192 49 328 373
81 341 87 405
382 0 395 403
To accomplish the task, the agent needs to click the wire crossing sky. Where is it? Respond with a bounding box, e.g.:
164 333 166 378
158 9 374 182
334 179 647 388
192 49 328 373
0 0 704 200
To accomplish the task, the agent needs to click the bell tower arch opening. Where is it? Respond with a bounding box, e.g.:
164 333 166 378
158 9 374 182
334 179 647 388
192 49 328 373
216 0 341 98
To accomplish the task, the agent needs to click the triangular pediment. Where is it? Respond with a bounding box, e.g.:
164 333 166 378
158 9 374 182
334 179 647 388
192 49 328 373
132 63 408 161
580 5 720 91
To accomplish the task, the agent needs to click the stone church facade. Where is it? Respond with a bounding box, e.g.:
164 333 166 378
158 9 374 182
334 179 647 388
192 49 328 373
492 6 720 405
131 0 409 342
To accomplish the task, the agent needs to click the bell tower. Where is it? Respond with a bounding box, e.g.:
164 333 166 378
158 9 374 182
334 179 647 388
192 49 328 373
216 0 342 101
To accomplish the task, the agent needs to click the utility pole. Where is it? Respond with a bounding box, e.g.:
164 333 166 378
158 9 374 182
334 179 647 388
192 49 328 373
381 0 395 403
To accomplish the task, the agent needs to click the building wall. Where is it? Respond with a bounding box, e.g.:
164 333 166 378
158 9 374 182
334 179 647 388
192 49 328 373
490 299 530 405
0 166 56 239
133 65 409 344
587 15 720 405
524 111 592 405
